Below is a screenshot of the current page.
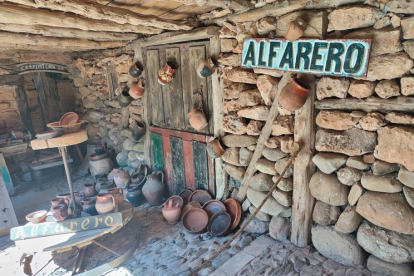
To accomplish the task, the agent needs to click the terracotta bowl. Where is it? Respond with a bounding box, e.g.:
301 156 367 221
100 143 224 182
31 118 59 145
202 200 226 218
165 195 183 208
26 210 47 224
208 211 232 237
224 198 242 230
178 189 193 207
59 112 79 126
189 190 212 206
182 208 208 234
181 201 201 219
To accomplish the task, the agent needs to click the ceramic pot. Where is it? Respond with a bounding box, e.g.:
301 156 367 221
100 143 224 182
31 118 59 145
95 144 105 155
285 17 308 42
60 112 79 126
127 185 144 207
188 109 208 131
82 183 96 197
73 192 85 205
107 188 124 211
206 138 225 158
50 198 69 212
52 204 68 221
157 61 178 85
162 199 181 224
129 62 143 78
118 89 133 107
197 57 217 78
278 78 310 111
129 79 145 99
130 167 147 186
113 169 130 189
89 156 114 178
99 180 116 194
142 171 165 206
81 198 97 216
131 122 146 142
56 193 72 205
95 193 117 215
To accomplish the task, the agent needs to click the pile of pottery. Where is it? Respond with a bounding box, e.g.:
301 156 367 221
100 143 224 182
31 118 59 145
161 189 242 237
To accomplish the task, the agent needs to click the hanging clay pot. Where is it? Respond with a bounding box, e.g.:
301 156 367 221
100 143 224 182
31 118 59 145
129 61 144 78
118 89 133 107
113 169 130 189
285 17 308 42
188 109 208 131
158 61 178 85
278 78 310 111
162 199 181 224
95 193 117 215
129 79 145 99
197 57 217 78
142 171 165 206
206 138 225 158
131 122 146 142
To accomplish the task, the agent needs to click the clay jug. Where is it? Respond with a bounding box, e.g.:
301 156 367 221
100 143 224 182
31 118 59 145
56 193 72 205
206 138 225 158
107 188 124 211
278 78 310 111
81 198 97 216
127 185 143 207
285 17 308 41
142 171 165 206
95 193 117 215
50 198 69 212
118 89 132 107
82 183 96 197
113 169 130 189
162 200 181 224
52 204 68 221
129 79 145 99
188 109 208 131
131 122 146 142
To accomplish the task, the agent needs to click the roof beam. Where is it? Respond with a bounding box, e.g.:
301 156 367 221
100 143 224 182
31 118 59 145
172 0 251 11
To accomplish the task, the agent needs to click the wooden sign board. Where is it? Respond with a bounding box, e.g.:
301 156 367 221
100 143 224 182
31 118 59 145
242 38 371 77
0 62 69 75
10 212 122 241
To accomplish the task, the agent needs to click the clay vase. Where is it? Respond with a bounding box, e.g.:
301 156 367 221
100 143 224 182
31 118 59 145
129 62 143 78
82 183 96 197
95 193 117 215
126 185 144 207
131 122 146 142
278 78 310 111
197 57 217 78
188 109 208 131
73 192 85 205
206 138 225 158
113 169 130 189
285 17 308 42
81 198 97 216
107 188 124 211
118 89 133 107
50 198 69 212
142 171 165 206
129 79 145 99
52 204 69 221
162 200 181 224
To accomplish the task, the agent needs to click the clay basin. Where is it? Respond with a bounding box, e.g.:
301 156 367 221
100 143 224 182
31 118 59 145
182 208 208 234
181 201 201 219
59 112 79 126
224 198 242 230
202 200 226 218
208 211 232 237
165 195 183 208
189 190 212 206
178 189 192 207
26 210 47 224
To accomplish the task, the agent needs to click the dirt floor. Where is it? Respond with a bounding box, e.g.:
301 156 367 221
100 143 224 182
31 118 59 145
0 173 373 276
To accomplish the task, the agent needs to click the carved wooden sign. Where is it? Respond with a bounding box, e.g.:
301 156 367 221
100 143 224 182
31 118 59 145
10 212 122 241
0 62 69 75
242 38 372 77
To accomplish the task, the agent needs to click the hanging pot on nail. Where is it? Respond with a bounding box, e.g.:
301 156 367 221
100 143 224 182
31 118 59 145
129 79 145 99
118 88 133 107
206 138 225 158
285 17 308 42
129 62 144 78
131 122 146 142
197 57 217 78
157 61 178 85
188 109 208 131
278 78 310 111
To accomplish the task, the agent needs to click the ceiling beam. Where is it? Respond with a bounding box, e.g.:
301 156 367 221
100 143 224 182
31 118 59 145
0 3 164 34
172 0 251 11
5 0 192 31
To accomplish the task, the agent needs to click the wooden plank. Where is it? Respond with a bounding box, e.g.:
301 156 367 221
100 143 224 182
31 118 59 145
161 134 173 196
180 43 192 130
150 132 164 172
182 140 195 191
0 74 22 85
10 213 122 241
31 158 73 170
291 74 316 248
170 136 185 195
31 130 88 150
120 108 130 130
33 72 48 125
166 47 185 130
150 126 210 143
159 47 172 126
105 65 118 100
15 85 34 134
192 141 208 191
207 153 216 197
146 49 165 127
315 97 414 113
41 72 61 120
0 153 18 235
236 73 293 201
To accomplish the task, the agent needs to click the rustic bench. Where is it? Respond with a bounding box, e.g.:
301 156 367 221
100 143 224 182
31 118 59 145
29 156 73 190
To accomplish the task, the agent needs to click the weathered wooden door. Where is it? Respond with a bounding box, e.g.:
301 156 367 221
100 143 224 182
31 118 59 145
144 41 215 197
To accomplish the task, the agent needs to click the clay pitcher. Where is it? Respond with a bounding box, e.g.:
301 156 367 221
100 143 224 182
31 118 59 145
113 169 130 189
162 200 181 224
56 193 72 205
82 183 96 197
188 109 208 131
107 188 124 211
81 198 97 216
50 198 69 212
129 79 145 99
52 204 68 221
278 78 310 111
95 193 117 215
142 171 165 206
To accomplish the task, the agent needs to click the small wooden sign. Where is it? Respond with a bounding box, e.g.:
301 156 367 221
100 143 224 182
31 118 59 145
0 62 69 75
242 38 371 77
10 212 122 241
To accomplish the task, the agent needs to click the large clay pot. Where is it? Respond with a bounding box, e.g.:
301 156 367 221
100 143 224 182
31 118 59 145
126 185 144 207
52 204 68 221
162 199 181 224
188 109 208 131
95 193 117 215
278 78 310 111
285 17 308 42
129 79 145 99
142 171 165 206
82 183 96 197
89 155 114 178
107 188 124 211
197 57 217 78
118 89 133 107
131 122 146 142
81 198 97 216
113 169 130 189
206 138 225 158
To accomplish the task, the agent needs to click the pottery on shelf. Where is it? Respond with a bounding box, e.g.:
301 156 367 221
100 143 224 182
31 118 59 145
52 204 69 221
129 61 144 78
26 210 47 224
279 78 310 111
95 193 117 215
81 198 97 216
162 199 181 224
129 79 145 99
188 109 208 131
142 171 165 206
206 138 225 158
158 61 178 85
285 17 308 42
107 188 124 211
118 88 133 107
82 183 96 197
127 185 144 207
113 169 130 189
197 57 217 78
59 112 79 126
131 122 146 142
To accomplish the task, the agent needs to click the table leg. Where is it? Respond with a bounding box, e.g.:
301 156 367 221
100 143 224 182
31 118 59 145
59 146 79 217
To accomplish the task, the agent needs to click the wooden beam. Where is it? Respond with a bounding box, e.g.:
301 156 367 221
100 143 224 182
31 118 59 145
172 0 251 11
5 0 191 31
236 73 292 201
130 26 221 48
0 24 138 41
15 85 34 134
291 73 316 248
315 97 414 113
0 32 126 51
0 74 22 85
0 4 163 34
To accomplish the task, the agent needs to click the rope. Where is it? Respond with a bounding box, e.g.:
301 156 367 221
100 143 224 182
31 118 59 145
189 142 301 276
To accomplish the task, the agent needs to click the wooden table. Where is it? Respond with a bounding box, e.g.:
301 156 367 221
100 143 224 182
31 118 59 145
30 130 88 215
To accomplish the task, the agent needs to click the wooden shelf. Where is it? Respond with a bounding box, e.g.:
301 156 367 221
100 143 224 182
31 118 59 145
31 130 88 150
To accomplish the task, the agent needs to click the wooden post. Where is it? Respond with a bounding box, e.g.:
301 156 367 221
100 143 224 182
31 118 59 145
291 74 316 247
